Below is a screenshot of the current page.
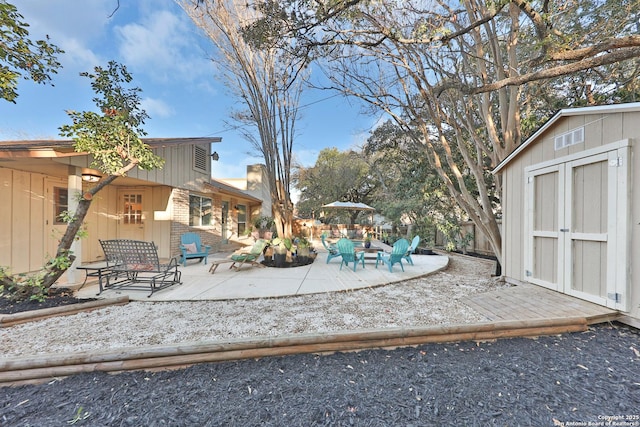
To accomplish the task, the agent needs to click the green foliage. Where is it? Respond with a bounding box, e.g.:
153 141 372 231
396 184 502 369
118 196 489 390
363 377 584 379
67 406 90 424
295 148 376 224
271 237 293 253
1 266 47 302
294 236 310 248
0 1 63 102
252 215 275 230
59 61 165 175
437 220 473 253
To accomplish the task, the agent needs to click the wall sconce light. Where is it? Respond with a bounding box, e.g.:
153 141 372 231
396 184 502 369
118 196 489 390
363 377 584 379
211 151 219 161
81 173 101 183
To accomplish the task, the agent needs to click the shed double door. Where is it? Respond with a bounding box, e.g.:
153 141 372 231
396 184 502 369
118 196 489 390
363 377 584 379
525 147 629 311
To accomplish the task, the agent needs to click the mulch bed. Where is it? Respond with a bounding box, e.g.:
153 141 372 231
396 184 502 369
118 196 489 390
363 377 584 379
1 323 638 426
0 289 94 315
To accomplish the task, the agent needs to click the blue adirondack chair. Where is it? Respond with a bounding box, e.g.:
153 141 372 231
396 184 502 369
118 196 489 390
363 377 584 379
179 232 211 267
321 234 342 264
403 235 421 265
376 238 410 272
336 238 365 272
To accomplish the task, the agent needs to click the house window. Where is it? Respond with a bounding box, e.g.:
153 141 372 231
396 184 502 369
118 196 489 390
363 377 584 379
193 145 208 173
237 204 247 235
123 193 143 225
190 195 212 226
53 187 68 225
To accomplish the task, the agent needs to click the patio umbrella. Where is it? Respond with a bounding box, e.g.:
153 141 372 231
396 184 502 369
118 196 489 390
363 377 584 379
321 201 376 227
321 201 376 211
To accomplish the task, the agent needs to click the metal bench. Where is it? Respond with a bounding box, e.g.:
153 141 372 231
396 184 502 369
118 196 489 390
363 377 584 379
98 239 182 297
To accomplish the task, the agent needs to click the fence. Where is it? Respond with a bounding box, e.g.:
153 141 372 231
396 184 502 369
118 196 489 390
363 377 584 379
293 219 500 258
434 220 500 257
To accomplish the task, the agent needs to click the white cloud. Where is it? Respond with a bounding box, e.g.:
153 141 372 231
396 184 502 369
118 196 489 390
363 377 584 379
57 38 103 71
15 0 113 40
114 9 214 83
141 97 175 118
11 0 112 74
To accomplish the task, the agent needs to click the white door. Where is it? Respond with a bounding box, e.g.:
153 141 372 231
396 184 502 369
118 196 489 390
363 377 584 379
117 190 147 241
525 164 563 291
525 147 629 310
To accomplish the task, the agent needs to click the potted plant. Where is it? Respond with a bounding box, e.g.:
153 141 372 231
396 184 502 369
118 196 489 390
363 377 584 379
295 236 311 264
364 234 372 249
253 216 275 239
263 242 273 262
270 237 292 267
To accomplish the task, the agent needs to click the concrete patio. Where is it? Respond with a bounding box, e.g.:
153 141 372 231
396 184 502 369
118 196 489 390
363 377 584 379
75 246 450 302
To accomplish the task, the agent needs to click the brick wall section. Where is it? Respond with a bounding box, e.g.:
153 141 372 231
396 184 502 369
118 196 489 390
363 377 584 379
170 188 223 255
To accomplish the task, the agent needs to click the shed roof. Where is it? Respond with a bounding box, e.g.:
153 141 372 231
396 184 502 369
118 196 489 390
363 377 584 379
493 102 640 174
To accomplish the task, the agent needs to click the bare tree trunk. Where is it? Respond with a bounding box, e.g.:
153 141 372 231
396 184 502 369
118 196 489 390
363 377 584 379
179 0 307 239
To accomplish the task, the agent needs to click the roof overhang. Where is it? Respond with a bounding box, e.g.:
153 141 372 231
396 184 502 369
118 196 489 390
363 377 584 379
0 137 222 159
204 179 262 203
492 102 640 174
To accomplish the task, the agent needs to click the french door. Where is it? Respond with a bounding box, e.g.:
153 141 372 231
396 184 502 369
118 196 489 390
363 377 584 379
525 146 629 310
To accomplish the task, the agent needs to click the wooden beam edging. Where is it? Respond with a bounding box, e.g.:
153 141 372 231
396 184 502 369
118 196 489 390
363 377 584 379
0 296 129 328
0 317 587 386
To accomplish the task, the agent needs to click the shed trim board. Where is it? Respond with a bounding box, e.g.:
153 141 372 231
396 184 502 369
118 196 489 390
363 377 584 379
493 102 640 174
523 138 631 312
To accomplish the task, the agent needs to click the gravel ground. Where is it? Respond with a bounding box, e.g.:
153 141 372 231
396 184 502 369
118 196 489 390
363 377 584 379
1 254 505 357
1 253 639 426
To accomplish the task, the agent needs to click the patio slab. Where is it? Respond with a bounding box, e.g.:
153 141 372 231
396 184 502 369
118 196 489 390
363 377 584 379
75 248 450 302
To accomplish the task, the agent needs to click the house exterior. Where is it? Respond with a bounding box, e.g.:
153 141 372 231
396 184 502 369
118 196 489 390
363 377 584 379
0 137 263 284
219 164 273 218
493 102 640 323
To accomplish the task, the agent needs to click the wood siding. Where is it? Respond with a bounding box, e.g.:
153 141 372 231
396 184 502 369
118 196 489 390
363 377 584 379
56 143 211 191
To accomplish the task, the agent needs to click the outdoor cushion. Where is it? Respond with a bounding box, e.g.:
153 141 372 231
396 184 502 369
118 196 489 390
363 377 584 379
183 242 198 254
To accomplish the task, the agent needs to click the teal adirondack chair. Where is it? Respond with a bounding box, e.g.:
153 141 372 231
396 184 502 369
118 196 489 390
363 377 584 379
403 235 421 266
229 239 268 270
336 238 365 271
376 238 410 272
321 234 342 264
179 232 211 267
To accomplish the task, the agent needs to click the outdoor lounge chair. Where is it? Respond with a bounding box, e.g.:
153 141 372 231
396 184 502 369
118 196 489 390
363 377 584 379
321 234 342 264
336 238 365 272
179 232 211 267
228 239 268 271
376 238 410 272
403 235 421 266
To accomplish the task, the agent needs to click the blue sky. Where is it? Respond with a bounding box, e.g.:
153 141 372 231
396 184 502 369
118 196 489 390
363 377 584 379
0 0 379 179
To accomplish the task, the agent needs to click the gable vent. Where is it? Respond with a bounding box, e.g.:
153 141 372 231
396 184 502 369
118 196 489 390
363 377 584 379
554 127 584 150
193 146 208 172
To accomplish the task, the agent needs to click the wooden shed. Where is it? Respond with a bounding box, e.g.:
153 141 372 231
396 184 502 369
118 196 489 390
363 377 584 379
493 102 640 323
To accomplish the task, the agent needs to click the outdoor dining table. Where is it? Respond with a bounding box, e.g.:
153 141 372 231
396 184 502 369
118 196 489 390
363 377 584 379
355 244 386 261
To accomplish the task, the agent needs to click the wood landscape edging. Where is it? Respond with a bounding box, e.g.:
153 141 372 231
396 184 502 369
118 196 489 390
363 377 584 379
0 317 588 387
0 296 129 328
